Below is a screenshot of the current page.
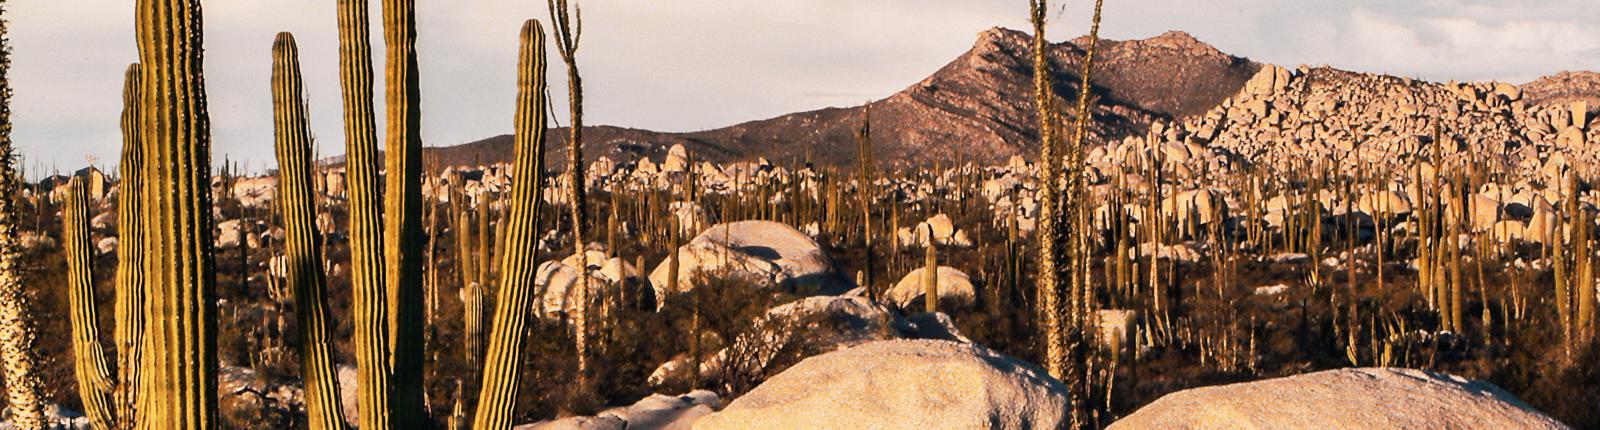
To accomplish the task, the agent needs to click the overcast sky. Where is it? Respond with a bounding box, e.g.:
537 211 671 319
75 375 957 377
11 0 1598 174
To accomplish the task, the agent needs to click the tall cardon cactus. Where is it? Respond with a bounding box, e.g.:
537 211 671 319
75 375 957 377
114 62 148 430
473 19 549 430
381 0 428 424
271 32 349 430
335 0 393 427
63 177 118 429
135 0 221 426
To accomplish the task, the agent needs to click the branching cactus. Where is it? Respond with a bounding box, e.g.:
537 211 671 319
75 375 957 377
272 32 349 430
473 20 549 429
0 2 49 427
335 0 392 427
63 177 118 429
550 0 595 379
136 0 220 426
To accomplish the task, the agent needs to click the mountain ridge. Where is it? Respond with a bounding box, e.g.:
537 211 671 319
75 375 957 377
403 27 1597 170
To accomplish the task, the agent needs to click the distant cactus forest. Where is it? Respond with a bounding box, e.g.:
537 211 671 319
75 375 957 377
0 0 1596 429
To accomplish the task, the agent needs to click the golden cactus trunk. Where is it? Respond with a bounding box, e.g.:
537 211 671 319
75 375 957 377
472 20 549 429
63 178 118 429
271 32 350 430
134 0 220 426
334 0 393 427
114 63 148 430
380 0 428 424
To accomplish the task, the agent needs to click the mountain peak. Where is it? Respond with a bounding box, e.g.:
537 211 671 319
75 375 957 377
974 26 1031 49
1152 30 1201 45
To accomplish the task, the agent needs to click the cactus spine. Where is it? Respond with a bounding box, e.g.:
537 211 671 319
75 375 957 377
380 0 428 424
472 20 549 429
271 32 349 430
0 1 49 427
114 62 147 430
64 178 118 429
335 0 393 427
135 0 220 426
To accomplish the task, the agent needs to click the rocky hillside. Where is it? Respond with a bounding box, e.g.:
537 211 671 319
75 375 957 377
1078 63 1598 189
1523 71 1600 110
414 28 1599 172
418 27 1261 168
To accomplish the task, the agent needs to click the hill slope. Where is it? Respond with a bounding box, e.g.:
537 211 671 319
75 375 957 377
420 27 1260 168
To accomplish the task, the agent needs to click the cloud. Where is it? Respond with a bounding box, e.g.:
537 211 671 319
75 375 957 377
9 1 1599 173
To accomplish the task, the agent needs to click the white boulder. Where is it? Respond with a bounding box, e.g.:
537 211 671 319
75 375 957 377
693 339 1069 430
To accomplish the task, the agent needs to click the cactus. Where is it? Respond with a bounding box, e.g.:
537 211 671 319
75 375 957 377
456 207 475 290
424 176 442 355
478 191 494 293
0 2 48 427
1413 162 1433 308
135 0 221 426
462 267 485 371
271 32 349 430
1064 2 1105 425
1027 0 1068 382
449 380 468 430
1556 208 1572 348
1448 176 1464 333
667 216 682 297
380 0 428 424
63 178 118 429
114 62 147 430
547 0 593 378
1559 172 1581 347
857 108 876 301
923 227 939 314
335 0 393 427
471 20 549 429
1579 201 1596 340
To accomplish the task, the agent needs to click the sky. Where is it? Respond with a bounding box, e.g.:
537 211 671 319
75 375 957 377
11 0 1599 175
